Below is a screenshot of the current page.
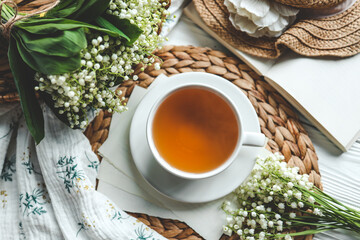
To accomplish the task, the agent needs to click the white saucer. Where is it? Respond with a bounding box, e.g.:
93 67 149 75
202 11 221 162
129 72 263 203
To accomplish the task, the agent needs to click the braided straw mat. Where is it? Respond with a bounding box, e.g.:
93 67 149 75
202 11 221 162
83 46 322 240
274 0 346 8
193 0 360 59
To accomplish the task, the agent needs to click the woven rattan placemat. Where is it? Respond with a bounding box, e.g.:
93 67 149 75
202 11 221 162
84 46 322 240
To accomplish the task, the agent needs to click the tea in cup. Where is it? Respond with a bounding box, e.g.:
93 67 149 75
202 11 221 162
146 83 266 179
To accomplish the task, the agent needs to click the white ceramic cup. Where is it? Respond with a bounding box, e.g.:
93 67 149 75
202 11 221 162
146 83 266 180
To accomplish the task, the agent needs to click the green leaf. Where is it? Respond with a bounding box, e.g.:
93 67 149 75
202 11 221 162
8 37 44 144
103 14 143 45
13 31 81 75
46 0 110 22
45 0 85 18
69 0 111 22
94 16 130 42
18 28 87 58
16 18 125 38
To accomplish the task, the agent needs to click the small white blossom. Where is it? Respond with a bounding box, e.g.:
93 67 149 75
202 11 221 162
223 226 232 236
314 208 323 216
285 234 292 240
154 62 161 70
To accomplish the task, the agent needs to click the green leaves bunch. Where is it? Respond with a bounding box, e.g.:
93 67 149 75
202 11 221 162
1 0 143 143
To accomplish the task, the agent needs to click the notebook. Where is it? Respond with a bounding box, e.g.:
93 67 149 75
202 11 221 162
184 2 360 152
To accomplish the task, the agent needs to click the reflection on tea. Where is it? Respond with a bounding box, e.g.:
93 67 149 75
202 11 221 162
152 87 239 173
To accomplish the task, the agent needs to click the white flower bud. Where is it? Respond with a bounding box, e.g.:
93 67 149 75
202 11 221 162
111 66 118 73
87 61 93 68
154 62 161 70
92 39 98 46
68 91 75 98
91 48 98 55
94 63 100 70
295 192 302 200
84 52 92 60
96 55 103 62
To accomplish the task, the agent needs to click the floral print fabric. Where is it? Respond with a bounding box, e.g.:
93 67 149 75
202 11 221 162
0 104 166 240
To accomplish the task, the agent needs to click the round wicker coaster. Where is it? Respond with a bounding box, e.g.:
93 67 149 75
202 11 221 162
85 46 322 240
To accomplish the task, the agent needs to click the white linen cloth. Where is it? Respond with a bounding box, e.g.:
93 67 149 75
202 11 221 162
0 103 166 240
0 1 186 239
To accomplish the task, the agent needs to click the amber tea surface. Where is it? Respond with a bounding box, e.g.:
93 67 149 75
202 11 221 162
152 87 239 173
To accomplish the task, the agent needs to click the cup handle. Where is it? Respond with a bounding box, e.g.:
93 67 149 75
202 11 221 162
243 132 267 147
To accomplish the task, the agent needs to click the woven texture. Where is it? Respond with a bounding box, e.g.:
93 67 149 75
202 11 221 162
193 0 360 58
275 0 346 8
0 45 19 103
0 0 57 102
84 46 322 240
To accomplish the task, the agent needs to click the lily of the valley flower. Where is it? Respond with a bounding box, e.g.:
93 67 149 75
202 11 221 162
222 153 360 239
35 0 169 128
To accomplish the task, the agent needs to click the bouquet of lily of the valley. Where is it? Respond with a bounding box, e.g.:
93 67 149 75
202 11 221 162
222 153 360 240
0 0 169 143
